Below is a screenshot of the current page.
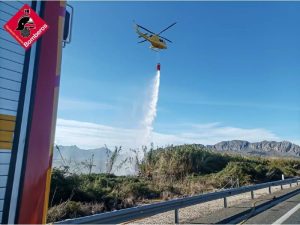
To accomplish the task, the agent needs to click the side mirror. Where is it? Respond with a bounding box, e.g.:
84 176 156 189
63 4 73 47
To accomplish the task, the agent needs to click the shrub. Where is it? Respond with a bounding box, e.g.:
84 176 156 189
47 200 107 223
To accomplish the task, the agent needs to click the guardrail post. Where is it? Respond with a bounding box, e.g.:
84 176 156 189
251 190 254 199
268 186 271 194
175 208 179 224
297 180 299 186
290 182 292 187
281 185 283 190
223 197 227 208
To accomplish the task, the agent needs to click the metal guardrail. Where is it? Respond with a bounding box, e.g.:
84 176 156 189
56 177 300 224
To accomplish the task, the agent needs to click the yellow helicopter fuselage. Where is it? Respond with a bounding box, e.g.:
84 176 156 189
149 35 167 49
136 26 167 50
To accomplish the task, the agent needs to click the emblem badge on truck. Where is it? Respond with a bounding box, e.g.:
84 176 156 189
4 4 49 50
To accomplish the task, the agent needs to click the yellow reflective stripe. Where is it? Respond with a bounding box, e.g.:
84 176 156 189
0 142 12 149
0 131 13 142
0 114 16 122
42 168 52 224
0 120 15 131
0 114 16 150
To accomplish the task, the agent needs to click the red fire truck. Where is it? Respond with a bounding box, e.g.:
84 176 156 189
0 1 72 223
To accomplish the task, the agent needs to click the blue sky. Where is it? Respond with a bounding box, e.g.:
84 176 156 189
56 1 300 149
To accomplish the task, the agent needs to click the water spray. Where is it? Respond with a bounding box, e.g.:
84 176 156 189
141 63 161 146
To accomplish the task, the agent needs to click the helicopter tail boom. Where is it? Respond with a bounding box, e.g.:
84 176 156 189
135 25 149 40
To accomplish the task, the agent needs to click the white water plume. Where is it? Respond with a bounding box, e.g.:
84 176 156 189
141 70 160 145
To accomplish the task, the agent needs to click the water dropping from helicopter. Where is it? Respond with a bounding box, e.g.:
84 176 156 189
134 22 175 145
141 63 161 145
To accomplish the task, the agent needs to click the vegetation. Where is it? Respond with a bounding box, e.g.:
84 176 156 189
48 168 160 222
50 169 159 206
48 144 300 222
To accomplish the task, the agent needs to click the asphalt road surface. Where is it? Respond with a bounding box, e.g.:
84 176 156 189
244 192 300 224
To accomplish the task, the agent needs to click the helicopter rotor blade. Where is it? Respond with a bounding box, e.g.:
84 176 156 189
158 35 172 43
157 22 177 35
136 24 156 35
138 39 147 44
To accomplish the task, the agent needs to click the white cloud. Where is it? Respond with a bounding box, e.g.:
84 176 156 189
55 118 143 149
55 118 282 150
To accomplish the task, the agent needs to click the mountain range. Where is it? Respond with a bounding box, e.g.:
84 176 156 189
206 140 300 157
52 140 300 175
52 145 135 175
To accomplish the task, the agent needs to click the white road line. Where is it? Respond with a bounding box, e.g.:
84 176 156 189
272 203 300 225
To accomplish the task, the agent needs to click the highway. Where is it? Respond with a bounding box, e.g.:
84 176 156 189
244 192 300 224
187 185 300 224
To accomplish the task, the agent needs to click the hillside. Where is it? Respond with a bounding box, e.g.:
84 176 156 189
206 140 300 157
139 144 300 185
48 144 300 222
52 141 300 175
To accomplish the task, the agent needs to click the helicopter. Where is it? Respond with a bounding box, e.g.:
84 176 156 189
134 22 176 51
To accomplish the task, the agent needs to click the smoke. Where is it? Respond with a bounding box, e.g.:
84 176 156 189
141 70 161 145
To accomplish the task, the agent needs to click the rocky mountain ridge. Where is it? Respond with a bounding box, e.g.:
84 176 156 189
206 140 300 157
53 140 300 175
